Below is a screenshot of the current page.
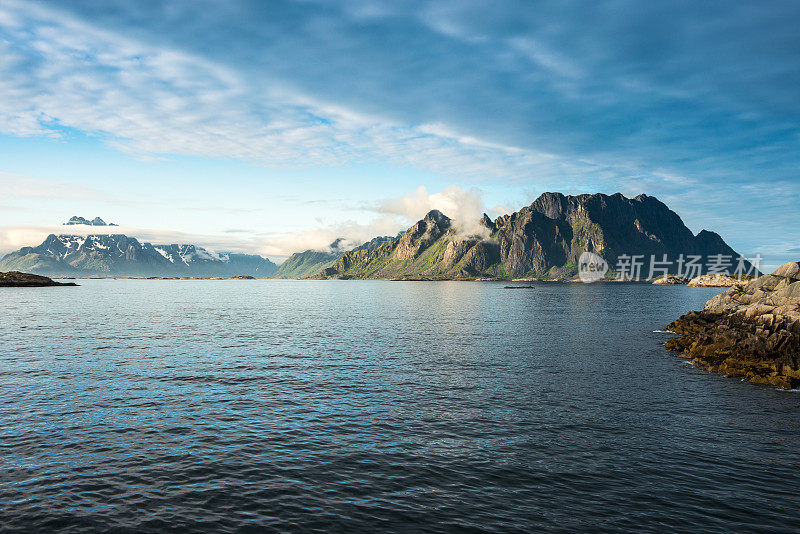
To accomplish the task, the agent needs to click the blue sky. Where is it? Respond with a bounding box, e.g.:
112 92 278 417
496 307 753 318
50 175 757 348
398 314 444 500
0 0 797 265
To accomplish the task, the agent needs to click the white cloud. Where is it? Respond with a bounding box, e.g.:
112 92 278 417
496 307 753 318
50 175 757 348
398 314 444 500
0 0 792 260
378 185 490 237
0 172 109 201
254 217 404 259
0 0 607 183
507 37 584 80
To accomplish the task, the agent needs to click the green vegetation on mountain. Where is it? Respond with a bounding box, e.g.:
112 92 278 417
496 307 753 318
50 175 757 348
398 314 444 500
271 249 341 279
271 235 399 278
312 192 751 281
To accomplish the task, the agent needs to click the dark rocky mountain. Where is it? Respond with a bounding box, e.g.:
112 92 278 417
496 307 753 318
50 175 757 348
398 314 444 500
64 216 117 226
271 235 400 279
315 192 753 280
0 234 277 277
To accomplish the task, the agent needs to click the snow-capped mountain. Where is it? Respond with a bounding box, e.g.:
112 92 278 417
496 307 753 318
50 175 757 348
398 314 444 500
0 234 277 277
64 216 117 226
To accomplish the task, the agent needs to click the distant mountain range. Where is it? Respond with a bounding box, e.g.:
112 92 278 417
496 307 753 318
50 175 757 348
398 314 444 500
64 216 117 226
271 235 399 278
0 234 277 277
1 194 751 280
315 192 752 280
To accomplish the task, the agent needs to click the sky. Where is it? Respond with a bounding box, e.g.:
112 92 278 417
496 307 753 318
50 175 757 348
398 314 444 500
0 0 797 265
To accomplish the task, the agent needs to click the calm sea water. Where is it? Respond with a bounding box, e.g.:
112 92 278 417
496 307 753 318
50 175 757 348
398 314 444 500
1 280 799 532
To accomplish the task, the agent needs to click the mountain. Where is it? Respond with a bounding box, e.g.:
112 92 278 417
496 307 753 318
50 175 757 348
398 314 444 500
271 235 398 279
0 234 277 277
314 192 752 280
64 216 117 226
271 249 341 279
352 234 403 252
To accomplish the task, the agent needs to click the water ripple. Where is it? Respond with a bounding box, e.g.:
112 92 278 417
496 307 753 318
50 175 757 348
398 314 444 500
1 280 799 532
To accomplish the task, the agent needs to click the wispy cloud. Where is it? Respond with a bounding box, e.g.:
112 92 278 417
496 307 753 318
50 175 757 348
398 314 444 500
0 171 110 201
0 0 605 183
7 0 792 189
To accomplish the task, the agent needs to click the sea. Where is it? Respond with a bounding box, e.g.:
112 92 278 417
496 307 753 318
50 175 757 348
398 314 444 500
1 280 799 532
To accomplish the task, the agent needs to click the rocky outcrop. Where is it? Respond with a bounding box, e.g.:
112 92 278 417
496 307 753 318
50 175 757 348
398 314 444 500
316 192 750 280
652 275 689 285
665 261 800 388
686 274 742 287
0 271 77 287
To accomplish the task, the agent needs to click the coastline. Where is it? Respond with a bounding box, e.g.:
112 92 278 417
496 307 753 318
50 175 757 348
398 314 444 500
665 261 800 389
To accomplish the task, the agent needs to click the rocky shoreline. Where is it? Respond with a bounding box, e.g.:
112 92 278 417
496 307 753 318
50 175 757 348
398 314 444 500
686 273 742 287
665 261 800 389
0 271 78 287
651 273 751 286
652 274 689 285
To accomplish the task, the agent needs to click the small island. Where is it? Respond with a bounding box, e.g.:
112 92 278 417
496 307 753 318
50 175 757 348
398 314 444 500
0 271 78 287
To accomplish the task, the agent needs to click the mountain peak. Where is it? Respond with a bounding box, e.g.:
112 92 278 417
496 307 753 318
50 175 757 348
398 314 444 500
423 209 449 225
480 213 496 232
329 238 347 253
64 216 117 226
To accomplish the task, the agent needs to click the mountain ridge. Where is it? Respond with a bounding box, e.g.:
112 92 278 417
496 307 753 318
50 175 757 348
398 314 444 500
271 235 399 279
314 192 753 280
64 216 117 226
0 234 277 277
1 194 753 280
